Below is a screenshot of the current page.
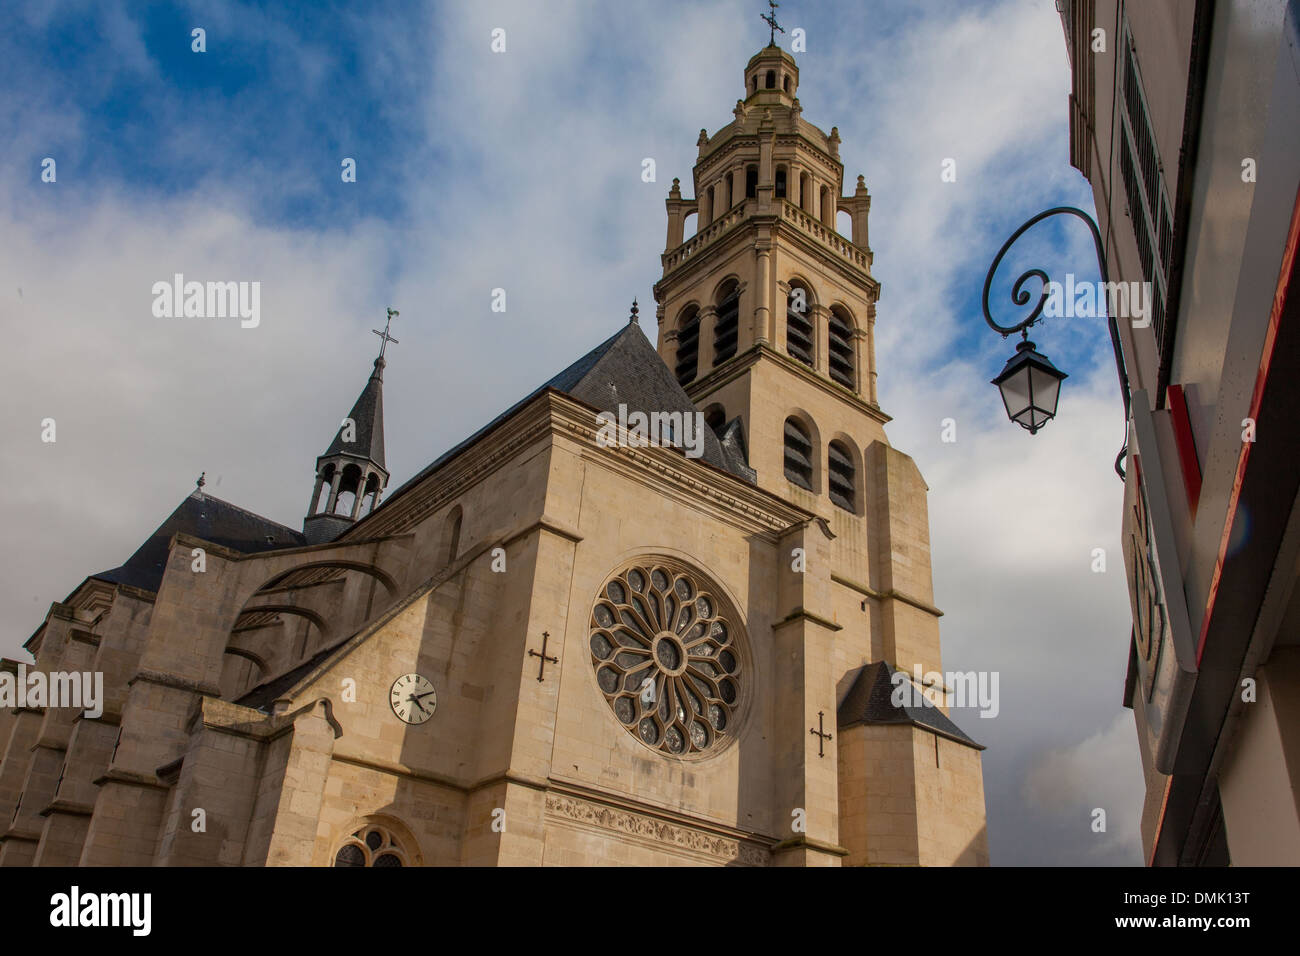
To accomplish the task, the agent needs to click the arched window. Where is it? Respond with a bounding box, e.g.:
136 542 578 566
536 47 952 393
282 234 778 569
745 165 758 199
828 441 855 512
675 306 700 384
786 283 814 367
442 505 463 564
820 185 832 223
800 173 812 212
314 463 335 514
751 76 757 92
705 184 715 226
775 166 787 199
828 307 855 389
783 76 791 93
713 281 739 366
335 463 363 516
765 70 775 89
333 824 410 867
783 418 814 490
703 404 726 433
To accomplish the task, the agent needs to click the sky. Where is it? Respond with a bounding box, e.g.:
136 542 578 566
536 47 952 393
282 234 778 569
0 0 1143 864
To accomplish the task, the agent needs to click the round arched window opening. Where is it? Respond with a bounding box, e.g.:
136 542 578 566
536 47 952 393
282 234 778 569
589 562 744 758
333 824 410 867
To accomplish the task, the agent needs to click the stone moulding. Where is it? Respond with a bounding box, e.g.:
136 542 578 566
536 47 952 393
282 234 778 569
544 792 769 867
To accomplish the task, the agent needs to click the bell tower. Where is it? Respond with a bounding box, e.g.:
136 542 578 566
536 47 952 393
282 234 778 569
652 43 886 520
653 33 990 866
303 310 397 544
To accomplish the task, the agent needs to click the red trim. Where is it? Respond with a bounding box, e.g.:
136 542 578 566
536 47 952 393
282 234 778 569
1166 384 1202 517
1195 185 1300 665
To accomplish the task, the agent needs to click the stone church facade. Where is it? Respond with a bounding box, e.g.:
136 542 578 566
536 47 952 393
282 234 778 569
0 44 988 867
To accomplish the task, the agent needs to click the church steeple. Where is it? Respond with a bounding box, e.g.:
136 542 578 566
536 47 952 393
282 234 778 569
652 37 885 515
303 311 397 543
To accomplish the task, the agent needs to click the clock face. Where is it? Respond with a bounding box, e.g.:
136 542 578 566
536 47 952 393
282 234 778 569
390 673 437 725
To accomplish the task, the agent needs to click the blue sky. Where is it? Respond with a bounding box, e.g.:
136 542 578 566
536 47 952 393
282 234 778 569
0 0 1141 864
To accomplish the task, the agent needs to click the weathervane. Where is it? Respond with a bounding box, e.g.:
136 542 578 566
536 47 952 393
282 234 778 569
373 307 400 360
761 0 784 46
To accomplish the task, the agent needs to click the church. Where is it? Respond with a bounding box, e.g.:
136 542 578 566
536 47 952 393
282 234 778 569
0 40 988 867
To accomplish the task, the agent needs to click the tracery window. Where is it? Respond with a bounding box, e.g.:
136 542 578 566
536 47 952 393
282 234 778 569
333 824 409 867
589 564 742 757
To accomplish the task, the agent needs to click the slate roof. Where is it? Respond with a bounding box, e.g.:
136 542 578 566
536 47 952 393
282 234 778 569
93 490 306 593
837 660 984 749
323 357 386 468
376 321 754 511
237 637 345 712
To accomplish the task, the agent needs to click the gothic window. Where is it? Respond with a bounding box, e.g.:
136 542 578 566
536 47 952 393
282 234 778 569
333 824 409 867
784 417 814 490
765 70 775 89
783 76 791 93
745 165 757 199
775 166 787 199
828 306 855 389
828 441 856 512
675 306 700 384
442 505 462 564
713 281 739 366
589 563 743 757
786 284 814 367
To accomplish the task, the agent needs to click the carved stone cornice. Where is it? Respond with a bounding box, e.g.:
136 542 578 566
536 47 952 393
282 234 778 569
544 792 769 866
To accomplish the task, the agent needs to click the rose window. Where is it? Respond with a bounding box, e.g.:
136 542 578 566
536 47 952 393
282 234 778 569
589 563 741 756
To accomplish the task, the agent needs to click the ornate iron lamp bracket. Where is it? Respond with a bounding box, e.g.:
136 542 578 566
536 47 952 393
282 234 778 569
981 206 1132 479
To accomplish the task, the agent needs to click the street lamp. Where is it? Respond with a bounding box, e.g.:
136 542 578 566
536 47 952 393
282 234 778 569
990 338 1067 434
981 206 1131 478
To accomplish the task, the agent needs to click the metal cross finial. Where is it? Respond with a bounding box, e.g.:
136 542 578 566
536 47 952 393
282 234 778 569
629 298 639 325
373 307 400 360
761 0 784 46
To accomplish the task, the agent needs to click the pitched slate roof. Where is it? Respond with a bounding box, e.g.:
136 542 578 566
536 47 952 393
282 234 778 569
837 660 984 749
323 357 386 468
377 321 754 510
93 490 306 593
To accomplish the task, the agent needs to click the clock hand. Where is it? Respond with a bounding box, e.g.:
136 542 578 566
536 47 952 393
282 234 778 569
414 691 436 700
407 695 428 715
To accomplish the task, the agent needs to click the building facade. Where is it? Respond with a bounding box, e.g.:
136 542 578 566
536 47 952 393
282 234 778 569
1060 0 1300 864
0 43 988 867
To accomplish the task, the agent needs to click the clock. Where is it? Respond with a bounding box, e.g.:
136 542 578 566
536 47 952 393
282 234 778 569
390 673 437 725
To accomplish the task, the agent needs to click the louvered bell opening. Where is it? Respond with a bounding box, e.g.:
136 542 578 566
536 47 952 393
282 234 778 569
713 298 739 366
828 442 855 512
675 317 700 385
783 419 813 489
787 306 814 368
828 315 855 389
